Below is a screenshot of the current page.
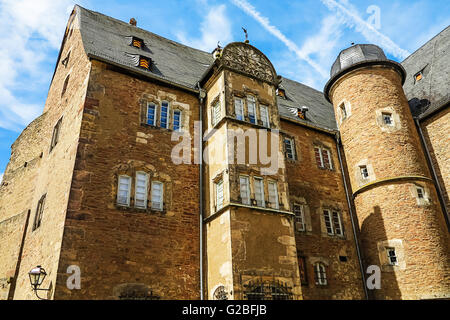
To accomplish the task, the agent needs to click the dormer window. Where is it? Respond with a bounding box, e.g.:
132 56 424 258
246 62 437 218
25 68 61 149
276 88 286 98
139 56 150 70
414 71 423 83
132 37 144 49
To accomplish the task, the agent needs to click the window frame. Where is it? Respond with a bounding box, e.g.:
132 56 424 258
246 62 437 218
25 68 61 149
382 112 394 126
284 137 296 161
416 186 425 199
147 103 157 126
117 175 132 207
314 263 328 286
267 180 279 209
386 247 398 266
212 101 221 127
239 175 251 205
360 165 369 180
332 211 343 237
253 177 265 208
323 209 334 235
151 181 164 211
160 101 170 129
247 96 257 125
215 179 224 211
234 97 244 121
134 172 149 209
259 105 270 128
173 109 182 132
293 204 306 232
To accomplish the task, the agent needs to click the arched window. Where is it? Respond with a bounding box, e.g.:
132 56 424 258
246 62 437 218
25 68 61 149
314 263 327 286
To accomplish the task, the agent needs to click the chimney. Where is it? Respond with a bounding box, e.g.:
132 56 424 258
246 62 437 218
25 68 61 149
129 18 137 26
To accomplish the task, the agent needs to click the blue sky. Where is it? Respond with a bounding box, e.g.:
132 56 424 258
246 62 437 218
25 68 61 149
0 0 449 181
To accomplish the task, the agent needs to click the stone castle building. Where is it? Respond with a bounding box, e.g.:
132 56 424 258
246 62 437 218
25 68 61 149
0 5 448 300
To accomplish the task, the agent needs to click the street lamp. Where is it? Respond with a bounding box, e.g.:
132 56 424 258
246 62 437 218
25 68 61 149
28 266 51 300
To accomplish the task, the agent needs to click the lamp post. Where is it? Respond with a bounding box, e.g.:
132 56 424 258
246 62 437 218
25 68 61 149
28 266 51 300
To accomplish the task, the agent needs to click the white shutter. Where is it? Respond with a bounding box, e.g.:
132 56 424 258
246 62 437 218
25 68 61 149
151 181 163 210
268 181 279 209
216 180 224 210
135 172 148 208
117 176 131 206
254 177 265 207
239 176 250 205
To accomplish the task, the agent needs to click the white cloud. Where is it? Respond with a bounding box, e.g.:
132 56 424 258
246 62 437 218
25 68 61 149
320 0 411 60
230 0 329 79
0 0 77 131
0 173 3 184
176 4 233 52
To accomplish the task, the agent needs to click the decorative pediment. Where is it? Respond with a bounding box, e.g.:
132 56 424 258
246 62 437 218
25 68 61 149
219 42 278 84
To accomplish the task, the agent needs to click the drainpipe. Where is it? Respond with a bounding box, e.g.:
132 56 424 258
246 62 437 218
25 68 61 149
335 132 369 300
414 117 450 231
197 83 206 300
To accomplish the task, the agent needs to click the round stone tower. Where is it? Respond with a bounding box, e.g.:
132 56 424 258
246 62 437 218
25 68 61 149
324 44 449 300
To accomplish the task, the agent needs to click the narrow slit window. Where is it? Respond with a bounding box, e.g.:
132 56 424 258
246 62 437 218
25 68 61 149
160 101 170 129
151 181 164 211
50 117 63 152
268 181 279 209
135 172 148 209
260 105 270 128
293 204 305 232
235 98 244 121
173 110 182 132
239 176 250 205
247 97 257 124
298 256 308 285
253 177 265 207
340 103 347 120
33 194 46 231
61 75 70 97
117 176 131 206
216 179 224 211
147 103 157 126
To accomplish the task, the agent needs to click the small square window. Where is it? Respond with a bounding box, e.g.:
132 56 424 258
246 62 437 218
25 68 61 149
360 166 369 179
386 247 398 266
382 113 393 126
416 186 424 199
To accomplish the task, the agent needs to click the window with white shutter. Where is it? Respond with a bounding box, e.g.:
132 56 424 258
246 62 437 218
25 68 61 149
239 176 250 205
117 175 132 206
151 181 164 211
268 181 279 209
160 101 170 129
253 177 265 207
135 172 148 209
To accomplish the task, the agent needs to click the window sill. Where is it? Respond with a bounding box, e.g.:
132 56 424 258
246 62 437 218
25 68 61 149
115 204 167 215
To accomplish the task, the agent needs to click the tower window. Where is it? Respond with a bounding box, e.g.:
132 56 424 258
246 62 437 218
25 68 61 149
314 263 327 286
215 179 224 211
382 112 393 126
253 177 265 207
268 181 279 209
234 98 244 121
160 101 170 129
32 194 46 231
293 204 305 232
247 96 257 124
284 138 295 160
360 166 369 179
151 181 164 211
260 105 270 128
117 175 132 206
239 176 250 205
173 110 182 132
386 247 398 266
340 102 347 121
147 103 157 126
50 117 63 152
135 172 148 209
416 186 425 199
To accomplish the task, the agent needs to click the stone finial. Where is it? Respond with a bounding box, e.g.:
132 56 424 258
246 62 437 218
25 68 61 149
129 18 137 26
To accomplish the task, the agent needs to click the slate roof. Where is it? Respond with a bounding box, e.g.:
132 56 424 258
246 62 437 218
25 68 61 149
401 25 450 119
74 5 448 132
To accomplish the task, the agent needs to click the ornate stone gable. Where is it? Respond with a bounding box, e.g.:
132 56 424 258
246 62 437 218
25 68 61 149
220 42 278 84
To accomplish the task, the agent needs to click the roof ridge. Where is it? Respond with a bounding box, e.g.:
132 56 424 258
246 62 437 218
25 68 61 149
402 24 450 63
75 4 214 57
